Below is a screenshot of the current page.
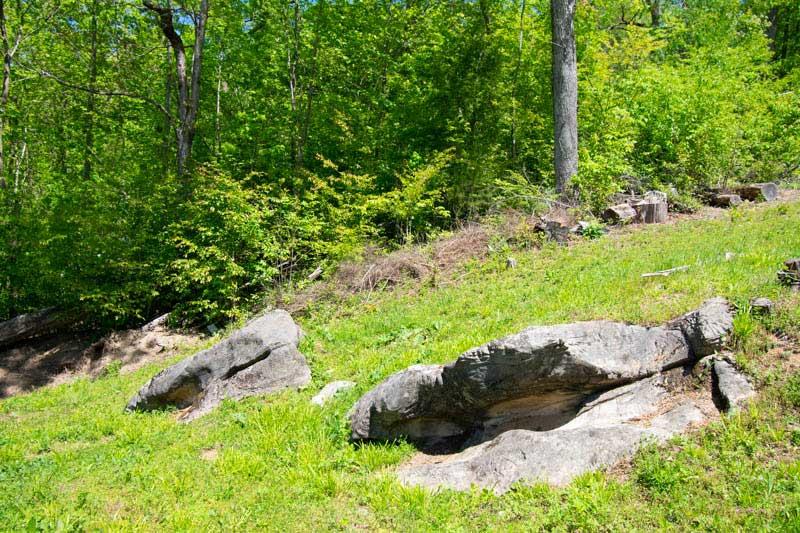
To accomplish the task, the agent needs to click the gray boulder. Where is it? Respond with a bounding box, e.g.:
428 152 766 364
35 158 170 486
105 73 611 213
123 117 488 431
311 380 356 406
398 374 706 493
713 359 755 413
750 297 774 316
349 299 733 444
126 310 310 420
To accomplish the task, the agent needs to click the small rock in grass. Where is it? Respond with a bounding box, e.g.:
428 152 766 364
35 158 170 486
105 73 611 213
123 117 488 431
750 297 774 316
713 359 756 413
724 252 736 261
602 204 637 224
312 380 356 406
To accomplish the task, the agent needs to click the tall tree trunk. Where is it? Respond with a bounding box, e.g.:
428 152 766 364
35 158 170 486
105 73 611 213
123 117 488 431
645 0 661 28
215 61 221 156
144 0 209 179
511 0 526 161
0 0 13 189
287 0 302 170
82 0 98 180
551 0 578 196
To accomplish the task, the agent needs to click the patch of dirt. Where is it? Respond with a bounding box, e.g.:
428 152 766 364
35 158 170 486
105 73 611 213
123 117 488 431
0 318 203 399
200 446 220 461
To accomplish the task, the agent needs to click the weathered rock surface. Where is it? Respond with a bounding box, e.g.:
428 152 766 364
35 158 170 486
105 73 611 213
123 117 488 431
669 297 733 357
735 182 778 202
713 359 755 413
126 310 310 420
350 299 736 492
311 380 356 406
350 299 732 444
398 373 706 493
750 297 774 315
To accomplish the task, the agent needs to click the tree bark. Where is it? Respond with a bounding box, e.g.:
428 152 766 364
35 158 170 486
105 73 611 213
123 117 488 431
645 0 661 28
144 0 209 179
82 0 98 180
550 0 578 195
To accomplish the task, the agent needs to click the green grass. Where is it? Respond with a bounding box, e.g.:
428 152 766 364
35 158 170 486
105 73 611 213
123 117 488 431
2 202 800 531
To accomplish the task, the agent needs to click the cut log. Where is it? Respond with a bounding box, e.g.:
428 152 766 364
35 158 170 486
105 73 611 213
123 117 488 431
602 204 637 224
0 308 74 348
709 193 742 208
633 199 668 224
735 183 778 202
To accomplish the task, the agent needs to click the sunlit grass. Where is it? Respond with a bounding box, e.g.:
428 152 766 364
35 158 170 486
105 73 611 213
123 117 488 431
1 202 799 530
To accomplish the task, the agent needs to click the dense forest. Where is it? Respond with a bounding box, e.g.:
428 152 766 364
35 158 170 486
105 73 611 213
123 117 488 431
0 0 798 326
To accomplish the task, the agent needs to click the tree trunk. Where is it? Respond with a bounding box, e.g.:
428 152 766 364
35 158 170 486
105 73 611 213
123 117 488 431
550 0 578 195
82 0 98 180
144 0 209 179
0 0 12 188
645 0 661 28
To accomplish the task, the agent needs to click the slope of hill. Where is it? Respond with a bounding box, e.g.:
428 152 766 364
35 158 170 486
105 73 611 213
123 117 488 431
1 201 799 531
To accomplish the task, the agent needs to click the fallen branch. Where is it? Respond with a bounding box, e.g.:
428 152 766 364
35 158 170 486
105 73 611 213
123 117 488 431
641 265 690 278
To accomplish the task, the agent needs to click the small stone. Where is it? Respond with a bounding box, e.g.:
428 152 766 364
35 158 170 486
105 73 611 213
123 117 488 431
506 257 517 269
750 298 774 315
207 323 219 335
713 359 756 413
311 380 356 406
724 252 736 261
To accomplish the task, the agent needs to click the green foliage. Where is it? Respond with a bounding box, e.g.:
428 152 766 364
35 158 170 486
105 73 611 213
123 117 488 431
164 167 280 323
580 221 606 240
0 0 798 324
368 151 453 242
783 373 800 409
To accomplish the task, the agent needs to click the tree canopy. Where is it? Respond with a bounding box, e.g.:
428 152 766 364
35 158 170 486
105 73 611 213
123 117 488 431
0 0 797 326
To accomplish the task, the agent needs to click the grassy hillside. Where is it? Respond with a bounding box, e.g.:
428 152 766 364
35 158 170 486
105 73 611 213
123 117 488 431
2 202 800 531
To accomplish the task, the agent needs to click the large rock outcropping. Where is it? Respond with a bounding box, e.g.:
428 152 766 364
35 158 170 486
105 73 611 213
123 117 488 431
349 298 740 492
126 310 310 420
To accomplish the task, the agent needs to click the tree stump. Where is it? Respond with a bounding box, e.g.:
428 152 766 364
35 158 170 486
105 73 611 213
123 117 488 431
602 204 637 224
633 199 668 224
735 183 779 202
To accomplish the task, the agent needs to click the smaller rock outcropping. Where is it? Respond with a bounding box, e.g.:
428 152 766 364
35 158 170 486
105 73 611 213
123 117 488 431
350 298 738 493
126 310 310 420
713 359 755 413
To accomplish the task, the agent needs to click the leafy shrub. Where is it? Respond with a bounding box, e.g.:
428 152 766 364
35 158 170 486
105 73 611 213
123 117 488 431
163 166 281 323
